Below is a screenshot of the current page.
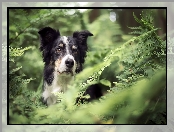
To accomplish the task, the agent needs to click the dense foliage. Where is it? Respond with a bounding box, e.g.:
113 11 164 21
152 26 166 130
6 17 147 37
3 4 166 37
8 8 166 124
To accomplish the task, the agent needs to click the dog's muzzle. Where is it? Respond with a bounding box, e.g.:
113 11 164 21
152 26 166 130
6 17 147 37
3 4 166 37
57 55 76 75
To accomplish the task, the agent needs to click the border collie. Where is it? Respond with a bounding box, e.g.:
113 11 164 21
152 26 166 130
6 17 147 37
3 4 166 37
38 27 102 106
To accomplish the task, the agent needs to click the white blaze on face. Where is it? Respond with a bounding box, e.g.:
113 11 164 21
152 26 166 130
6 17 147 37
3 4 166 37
55 36 77 75
62 36 70 54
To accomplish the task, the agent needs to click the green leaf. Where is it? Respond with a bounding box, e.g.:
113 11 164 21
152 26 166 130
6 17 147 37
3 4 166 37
99 79 111 87
10 66 22 74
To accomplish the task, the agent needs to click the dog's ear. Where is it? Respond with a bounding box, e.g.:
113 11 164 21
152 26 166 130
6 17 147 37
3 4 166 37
38 27 60 51
73 30 93 71
38 27 60 63
73 30 93 45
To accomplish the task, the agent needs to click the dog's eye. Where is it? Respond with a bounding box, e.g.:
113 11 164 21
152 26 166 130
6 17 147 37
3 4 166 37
72 49 78 54
72 46 78 54
56 48 61 53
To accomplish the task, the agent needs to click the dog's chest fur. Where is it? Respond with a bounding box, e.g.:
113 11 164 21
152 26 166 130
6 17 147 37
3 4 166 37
42 71 73 105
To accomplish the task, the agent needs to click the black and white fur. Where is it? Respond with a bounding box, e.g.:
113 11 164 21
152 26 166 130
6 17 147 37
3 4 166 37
38 27 99 106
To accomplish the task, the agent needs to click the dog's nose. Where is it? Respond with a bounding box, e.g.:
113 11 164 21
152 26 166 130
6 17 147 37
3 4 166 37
65 59 74 68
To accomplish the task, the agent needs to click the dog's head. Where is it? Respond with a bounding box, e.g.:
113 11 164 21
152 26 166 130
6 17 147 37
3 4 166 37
38 27 93 76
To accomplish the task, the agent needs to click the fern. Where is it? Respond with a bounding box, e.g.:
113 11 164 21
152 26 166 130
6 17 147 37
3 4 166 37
9 46 32 62
71 10 166 124
9 46 39 124
9 47 33 95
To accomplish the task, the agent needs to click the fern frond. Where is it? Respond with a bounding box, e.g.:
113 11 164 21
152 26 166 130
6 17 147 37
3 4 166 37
10 66 22 74
9 46 32 58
